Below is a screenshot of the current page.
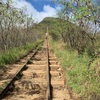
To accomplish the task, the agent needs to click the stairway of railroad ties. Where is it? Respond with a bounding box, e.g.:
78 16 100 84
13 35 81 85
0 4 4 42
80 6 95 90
3 40 72 100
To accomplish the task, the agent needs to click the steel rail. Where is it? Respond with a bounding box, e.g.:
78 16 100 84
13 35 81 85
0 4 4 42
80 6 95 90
46 36 52 100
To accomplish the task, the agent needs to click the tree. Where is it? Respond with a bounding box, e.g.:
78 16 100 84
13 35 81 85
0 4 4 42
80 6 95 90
0 0 38 51
54 0 100 55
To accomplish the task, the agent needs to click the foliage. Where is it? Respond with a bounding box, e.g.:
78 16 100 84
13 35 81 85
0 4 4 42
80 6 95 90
55 0 100 30
38 17 100 56
50 39 100 100
0 40 42 68
0 0 41 51
52 0 100 56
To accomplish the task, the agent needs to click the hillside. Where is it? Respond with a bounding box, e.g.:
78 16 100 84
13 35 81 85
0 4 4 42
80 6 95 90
35 17 100 56
34 17 78 40
33 17 63 40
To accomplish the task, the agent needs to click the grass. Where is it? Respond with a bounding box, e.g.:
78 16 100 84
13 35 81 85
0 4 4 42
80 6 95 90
50 39 100 100
0 40 42 69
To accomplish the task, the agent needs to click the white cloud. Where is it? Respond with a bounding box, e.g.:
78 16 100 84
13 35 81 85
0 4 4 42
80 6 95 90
5 0 60 22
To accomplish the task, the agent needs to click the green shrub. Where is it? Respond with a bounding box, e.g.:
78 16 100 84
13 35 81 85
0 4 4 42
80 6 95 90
50 39 100 100
0 40 42 68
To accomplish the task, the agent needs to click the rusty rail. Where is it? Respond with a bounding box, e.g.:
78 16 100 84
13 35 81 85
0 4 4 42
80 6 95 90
46 35 52 100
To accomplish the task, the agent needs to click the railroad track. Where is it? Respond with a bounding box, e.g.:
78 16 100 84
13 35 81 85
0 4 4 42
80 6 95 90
0 33 72 100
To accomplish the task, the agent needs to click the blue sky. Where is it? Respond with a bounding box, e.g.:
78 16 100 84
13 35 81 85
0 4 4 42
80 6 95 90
9 0 60 22
26 0 56 12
